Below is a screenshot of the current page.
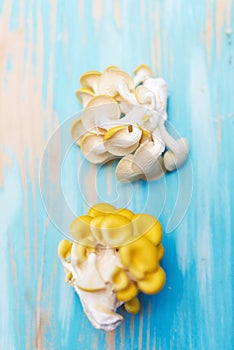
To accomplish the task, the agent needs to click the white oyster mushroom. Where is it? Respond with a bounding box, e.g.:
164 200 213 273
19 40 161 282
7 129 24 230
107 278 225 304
158 119 189 171
135 85 156 110
132 136 165 181
104 125 142 156
82 95 121 131
80 133 117 164
118 101 133 115
75 88 95 107
80 70 102 93
61 245 124 331
140 110 161 132
104 65 125 73
115 154 143 182
70 118 87 146
120 105 148 123
72 65 189 181
98 71 137 104
144 78 168 115
133 64 153 86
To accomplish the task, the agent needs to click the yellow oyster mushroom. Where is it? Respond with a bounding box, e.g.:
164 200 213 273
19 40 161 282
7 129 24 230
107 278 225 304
90 215 106 244
128 265 145 280
69 215 94 244
157 244 164 261
137 266 166 295
131 214 162 245
81 95 121 131
99 214 133 246
75 87 95 107
70 118 87 146
111 266 130 291
80 133 115 164
118 236 158 273
73 243 90 262
58 239 72 260
116 282 138 302
124 296 140 314
103 125 142 156
88 203 116 217
80 70 102 93
114 208 134 220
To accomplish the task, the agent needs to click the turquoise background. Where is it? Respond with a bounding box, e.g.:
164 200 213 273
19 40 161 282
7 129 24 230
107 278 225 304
0 1 233 349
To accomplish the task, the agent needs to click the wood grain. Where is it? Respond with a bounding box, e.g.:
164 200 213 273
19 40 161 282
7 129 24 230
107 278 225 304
0 1 233 349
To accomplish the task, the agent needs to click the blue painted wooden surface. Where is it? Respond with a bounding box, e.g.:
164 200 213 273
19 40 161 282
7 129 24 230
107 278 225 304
0 1 233 349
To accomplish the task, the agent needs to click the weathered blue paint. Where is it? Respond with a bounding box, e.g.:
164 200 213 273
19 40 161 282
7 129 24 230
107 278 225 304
0 1 233 349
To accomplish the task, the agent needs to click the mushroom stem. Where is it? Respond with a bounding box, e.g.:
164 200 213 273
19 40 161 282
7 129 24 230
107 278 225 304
159 119 188 153
159 119 189 171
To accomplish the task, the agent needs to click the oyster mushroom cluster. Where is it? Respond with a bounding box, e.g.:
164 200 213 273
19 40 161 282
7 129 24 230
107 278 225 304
71 64 189 181
58 203 165 331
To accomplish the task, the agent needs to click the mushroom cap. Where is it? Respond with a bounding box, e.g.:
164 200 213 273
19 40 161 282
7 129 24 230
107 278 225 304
131 139 165 180
104 125 142 156
118 236 158 273
70 215 94 244
133 64 153 76
72 242 92 262
91 214 133 247
90 215 105 244
131 213 162 245
70 118 87 146
116 282 138 302
115 154 143 182
119 102 133 116
58 239 72 260
137 266 166 295
128 265 145 280
88 203 116 217
98 70 135 97
111 266 130 291
80 70 102 93
80 133 115 164
114 208 134 220
75 87 95 107
163 137 189 171
138 126 151 144
124 296 140 314
82 95 121 131
157 244 164 261
104 65 125 73
98 70 136 103
135 85 156 110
